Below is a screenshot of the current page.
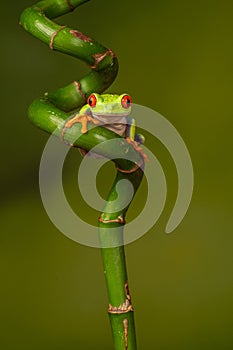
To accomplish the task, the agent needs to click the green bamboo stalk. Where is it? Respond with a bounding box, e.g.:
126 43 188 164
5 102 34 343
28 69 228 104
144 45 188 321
20 0 118 112
20 1 144 349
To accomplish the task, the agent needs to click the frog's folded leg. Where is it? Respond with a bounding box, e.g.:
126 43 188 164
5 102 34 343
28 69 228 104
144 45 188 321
126 117 136 141
126 117 145 145
125 117 148 161
126 137 149 162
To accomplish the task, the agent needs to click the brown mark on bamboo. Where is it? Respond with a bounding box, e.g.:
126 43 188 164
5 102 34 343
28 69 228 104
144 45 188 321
123 319 129 350
98 215 125 225
66 0 74 11
50 26 67 50
108 280 133 314
115 161 143 174
108 298 133 314
91 49 116 69
73 81 86 102
124 281 131 302
108 297 133 315
70 30 92 42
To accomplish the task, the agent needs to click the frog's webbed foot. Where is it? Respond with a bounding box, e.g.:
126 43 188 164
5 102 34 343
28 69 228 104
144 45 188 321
62 114 99 144
126 137 149 162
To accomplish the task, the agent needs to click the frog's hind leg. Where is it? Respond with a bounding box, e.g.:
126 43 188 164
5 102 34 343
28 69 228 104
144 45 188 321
126 137 149 162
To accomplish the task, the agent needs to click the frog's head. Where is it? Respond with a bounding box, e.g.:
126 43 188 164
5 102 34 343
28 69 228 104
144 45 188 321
86 93 132 117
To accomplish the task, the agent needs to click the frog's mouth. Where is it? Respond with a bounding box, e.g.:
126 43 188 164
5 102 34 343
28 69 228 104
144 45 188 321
92 113 130 118
92 113 129 125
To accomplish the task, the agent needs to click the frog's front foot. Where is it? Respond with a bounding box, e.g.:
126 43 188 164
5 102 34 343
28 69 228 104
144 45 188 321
126 137 149 162
62 114 99 144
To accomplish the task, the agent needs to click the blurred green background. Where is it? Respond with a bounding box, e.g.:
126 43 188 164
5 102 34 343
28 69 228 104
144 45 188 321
1 0 233 349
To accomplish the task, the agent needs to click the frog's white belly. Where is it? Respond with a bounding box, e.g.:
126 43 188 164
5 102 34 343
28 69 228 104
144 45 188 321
92 114 127 136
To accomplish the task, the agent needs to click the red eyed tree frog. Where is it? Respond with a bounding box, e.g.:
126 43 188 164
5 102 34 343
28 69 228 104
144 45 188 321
62 93 148 161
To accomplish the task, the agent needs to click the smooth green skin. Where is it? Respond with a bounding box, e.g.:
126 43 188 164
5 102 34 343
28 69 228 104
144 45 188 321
70 92 135 140
20 1 144 349
80 93 132 116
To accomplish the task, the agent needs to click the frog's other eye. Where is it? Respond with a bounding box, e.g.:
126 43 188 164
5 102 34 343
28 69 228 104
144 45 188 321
87 94 97 107
121 95 132 109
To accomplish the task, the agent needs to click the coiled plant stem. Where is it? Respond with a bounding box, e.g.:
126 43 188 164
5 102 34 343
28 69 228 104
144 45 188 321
20 1 144 348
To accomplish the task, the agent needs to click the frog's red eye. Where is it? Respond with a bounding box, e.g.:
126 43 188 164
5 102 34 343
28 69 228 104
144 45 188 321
87 94 97 107
121 95 132 109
